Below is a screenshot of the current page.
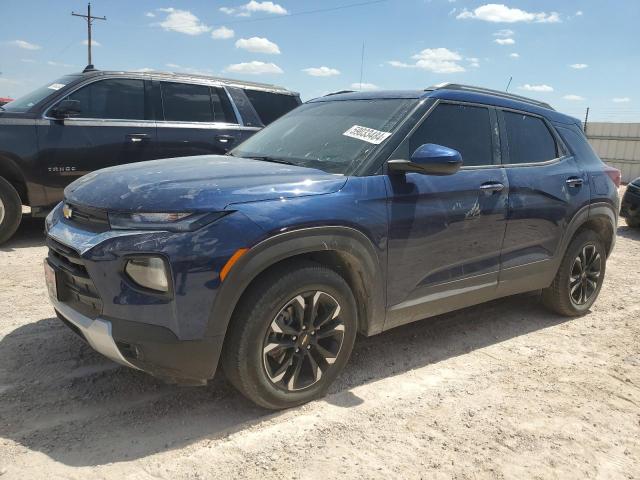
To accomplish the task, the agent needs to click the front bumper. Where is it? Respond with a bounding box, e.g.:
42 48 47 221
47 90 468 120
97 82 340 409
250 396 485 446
52 298 138 369
621 184 640 219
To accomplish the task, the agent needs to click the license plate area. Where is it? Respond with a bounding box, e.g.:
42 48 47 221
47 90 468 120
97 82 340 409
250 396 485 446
44 260 60 301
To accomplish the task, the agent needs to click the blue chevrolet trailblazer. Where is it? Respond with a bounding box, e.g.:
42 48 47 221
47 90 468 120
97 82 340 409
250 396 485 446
45 84 620 409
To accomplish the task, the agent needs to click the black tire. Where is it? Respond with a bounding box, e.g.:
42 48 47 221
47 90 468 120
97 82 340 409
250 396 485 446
0 177 22 245
626 217 640 228
542 229 606 316
222 261 358 409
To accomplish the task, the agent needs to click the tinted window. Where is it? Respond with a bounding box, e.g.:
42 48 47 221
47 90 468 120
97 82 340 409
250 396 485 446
410 103 494 167
67 79 145 120
210 88 236 123
503 111 558 164
162 82 213 122
244 89 300 125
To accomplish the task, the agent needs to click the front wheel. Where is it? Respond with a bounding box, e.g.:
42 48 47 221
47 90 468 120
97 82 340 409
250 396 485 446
542 229 606 316
222 261 358 409
0 177 22 245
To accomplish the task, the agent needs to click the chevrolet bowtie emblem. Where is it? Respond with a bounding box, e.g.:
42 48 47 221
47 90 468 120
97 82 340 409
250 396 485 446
63 204 73 220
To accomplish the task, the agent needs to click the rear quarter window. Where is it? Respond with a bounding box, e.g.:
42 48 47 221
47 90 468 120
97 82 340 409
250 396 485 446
243 89 300 125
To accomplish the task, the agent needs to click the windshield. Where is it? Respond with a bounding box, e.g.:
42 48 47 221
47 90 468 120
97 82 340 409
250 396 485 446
2 75 81 112
231 98 417 174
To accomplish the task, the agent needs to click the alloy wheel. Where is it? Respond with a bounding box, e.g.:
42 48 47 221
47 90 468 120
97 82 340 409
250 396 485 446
262 291 345 391
569 244 602 306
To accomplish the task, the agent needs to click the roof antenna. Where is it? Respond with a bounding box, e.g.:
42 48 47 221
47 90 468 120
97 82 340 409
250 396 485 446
359 41 365 91
505 76 513 92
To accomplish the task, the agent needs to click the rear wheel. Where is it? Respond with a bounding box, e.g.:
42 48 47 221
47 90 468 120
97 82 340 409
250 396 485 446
542 229 606 316
222 261 357 409
0 177 22 245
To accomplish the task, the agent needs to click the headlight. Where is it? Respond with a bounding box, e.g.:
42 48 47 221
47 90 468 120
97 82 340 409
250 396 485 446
108 211 229 232
125 257 169 292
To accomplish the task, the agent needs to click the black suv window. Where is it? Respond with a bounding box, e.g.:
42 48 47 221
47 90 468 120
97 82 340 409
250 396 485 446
503 111 558 164
409 103 494 167
244 89 300 125
67 79 145 120
161 82 236 123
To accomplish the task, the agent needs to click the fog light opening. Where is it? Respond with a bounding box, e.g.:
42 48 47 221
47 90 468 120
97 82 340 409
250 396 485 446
125 257 169 293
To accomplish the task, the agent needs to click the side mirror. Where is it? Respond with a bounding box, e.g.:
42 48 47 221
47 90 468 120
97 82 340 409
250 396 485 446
388 143 463 176
51 99 81 119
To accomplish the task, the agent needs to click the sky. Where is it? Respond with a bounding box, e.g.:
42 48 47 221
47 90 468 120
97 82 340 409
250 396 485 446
0 0 638 122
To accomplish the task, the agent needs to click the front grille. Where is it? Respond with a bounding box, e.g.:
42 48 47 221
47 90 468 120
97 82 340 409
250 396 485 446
47 238 103 319
65 202 110 232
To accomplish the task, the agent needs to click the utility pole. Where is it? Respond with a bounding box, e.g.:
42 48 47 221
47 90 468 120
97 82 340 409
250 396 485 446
584 107 590 133
359 42 365 91
72 3 106 68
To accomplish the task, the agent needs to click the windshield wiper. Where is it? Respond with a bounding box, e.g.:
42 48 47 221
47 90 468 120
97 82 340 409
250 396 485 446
245 155 296 166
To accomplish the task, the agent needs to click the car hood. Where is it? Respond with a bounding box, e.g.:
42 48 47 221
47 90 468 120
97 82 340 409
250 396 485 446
64 155 347 212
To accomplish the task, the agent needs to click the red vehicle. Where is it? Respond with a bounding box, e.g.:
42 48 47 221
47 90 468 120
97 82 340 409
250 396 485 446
0 98 13 107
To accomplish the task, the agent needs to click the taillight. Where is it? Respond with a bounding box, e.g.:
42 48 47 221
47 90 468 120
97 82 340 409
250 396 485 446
604 167 621 188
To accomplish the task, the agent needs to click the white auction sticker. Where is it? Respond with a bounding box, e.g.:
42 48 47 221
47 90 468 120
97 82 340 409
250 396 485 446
343 125 392 145
47 83 66 91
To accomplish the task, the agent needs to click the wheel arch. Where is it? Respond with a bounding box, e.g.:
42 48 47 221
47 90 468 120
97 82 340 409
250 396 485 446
206 226 387 342
559 202 617 262
0 153 28 204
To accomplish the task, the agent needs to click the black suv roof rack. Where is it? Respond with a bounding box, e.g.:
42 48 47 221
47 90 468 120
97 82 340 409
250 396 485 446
324 90 356 97
428 83 554 110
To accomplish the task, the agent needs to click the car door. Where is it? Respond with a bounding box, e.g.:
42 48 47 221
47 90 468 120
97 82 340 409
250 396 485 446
155 81 254 158
36 77 157 200
496 109 591 293
385 102 509 329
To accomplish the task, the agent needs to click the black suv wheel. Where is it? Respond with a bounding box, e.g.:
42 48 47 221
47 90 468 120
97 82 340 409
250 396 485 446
222 261 357 409
542 229 606 316
0 177 22 245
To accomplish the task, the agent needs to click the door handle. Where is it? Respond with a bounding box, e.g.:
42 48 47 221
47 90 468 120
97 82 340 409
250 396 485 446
479 182 505 193
566 177 584 188
215 134 236 145
126 133 149 143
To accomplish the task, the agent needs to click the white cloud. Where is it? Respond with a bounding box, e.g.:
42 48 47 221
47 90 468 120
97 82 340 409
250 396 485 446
133 68 156 73
220 1 287 17
235 37 280 54
81 39 101 47
211 26 235 40
0 77 18 85
575 10 583 16
569 63 588 69
563 94 585 101
457 4 560 23
519 84 554 92
225 61 283 75
20 58 36 63
157 8 210 35
509 53 520 58
493 28 514 37
303 66 341 77
467 57 480 68
494 38 515 45
47 60 75 68
8 40 41 50
245 1 287 15
165 63 215 76
612 97 631 103
145 12 156 18
389 48 466 74
351 82 380 91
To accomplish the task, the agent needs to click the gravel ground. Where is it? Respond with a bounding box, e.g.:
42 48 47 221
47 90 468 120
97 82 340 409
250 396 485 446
0 195 639 479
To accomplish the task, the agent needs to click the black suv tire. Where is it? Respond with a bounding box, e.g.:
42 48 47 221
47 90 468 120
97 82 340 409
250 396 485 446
0 177 22 245
222 261 358 409
542 229 606 316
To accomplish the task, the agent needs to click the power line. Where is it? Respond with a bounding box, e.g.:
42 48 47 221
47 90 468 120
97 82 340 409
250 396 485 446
72 2 106 67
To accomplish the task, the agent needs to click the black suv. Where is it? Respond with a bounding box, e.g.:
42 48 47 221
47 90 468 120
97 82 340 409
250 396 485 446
0 69 301 244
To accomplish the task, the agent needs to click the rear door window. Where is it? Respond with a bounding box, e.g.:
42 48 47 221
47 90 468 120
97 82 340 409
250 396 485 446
161 82 213 122
67 78 145 120
243 89 300 125
502 111 558 164
409 103 495 167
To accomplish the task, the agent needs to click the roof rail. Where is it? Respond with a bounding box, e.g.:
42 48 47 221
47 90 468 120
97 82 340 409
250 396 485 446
324 90 356 97
429 83 554 110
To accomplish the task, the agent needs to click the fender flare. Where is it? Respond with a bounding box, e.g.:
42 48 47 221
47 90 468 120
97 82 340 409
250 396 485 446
0 153 29 203
205 226 387 341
